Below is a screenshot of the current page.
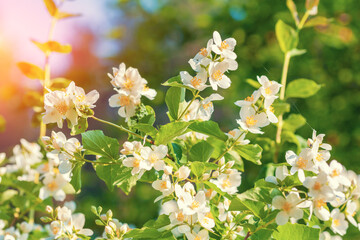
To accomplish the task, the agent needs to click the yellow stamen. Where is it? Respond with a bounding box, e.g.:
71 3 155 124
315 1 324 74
313 182 322 191
265 87 272 95
191 77 202 88
176 212 185 222
316 153 323 162
244 94 254 102
200 48 208 56
123 77 134 90
47 181 58 191
220 41 229 50
246 116 257 127
212 70 223 81
119 95 130 106
55 101 68 115
202 102 213 110
333 219 340 227
191 201 200 209
228 130 236 137
315 199 326 208
331 169 340 177
282 202 292 213
222 178 231 189
133 159 140 168
160 181 168 190
296 157 308 169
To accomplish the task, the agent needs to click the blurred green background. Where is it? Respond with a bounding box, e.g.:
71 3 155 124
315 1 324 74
1 0 360 238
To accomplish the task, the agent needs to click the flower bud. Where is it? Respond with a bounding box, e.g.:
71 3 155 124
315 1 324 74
212 170 219 178
226 161 235 168
46 205 53 213
108 221 117 230
106 210 113 219
105 226 114 235
120 223 130 234
164 166 173 175
219 157 225 166
176 166 190 180
203 173 210 180
100 214 107 221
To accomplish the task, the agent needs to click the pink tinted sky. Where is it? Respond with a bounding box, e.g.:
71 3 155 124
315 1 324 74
0 0 116 80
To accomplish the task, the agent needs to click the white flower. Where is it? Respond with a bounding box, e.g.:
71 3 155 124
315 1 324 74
265 105 278 123
272 193 304 225
43 90 77 128
108 63 143 93
345 200 358 227
236 106 269 134
175 166 191 180
66 81 99 114
330 208 348 236
71 213 93 236
189 39 213 72
185 229 209 240
57 206 72 223
208 61 231 90
303 172 334 199
234 90 261 108
152 174 174 196
180 70 208 91
308 130 332 153
198 211 215 230
212 31 237 60
321 160 350 189
39 172 69 201
265 165 289 184
198 93 223 120
309 197 330 221
286 148 316 182
320 231 342 240
226 129 250 145
120 141 143 155
257 75 282 109
109 89 141 119
141 145 167 171
123 154 149 175
210 170 241 194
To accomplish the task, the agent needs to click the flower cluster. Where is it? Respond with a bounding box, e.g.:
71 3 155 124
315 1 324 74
44 204 93 239
183 31 238 91
236 75 282 134
108 63 157 119
43 81 99 128
267 130 360 237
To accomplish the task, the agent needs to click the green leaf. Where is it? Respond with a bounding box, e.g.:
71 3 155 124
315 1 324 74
282 131 301 153
162 75 196 93
254 179 278 189
155 122 191 145
233 144 262 165
283 114 306 132
81 130 120 160
204 182 233 200
144 215 171 229
246 78 261 89
0 190 18 203
70 162 83 193
225 150 244 171
272 223 320 240
251 229 274 240
189 140 214 162
188 121 228 141
94 159 136 193
286 79 321 98
275 20 298 53
132 123 158 137
272 101 290 116
304 16 332 28
70 117 88 136
190 162 205 177
229 187 271 218
288 48 307 57
165 86 185 120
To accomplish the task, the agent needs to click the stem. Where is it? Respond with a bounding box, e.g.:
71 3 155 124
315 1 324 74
244 231 251 240
215 130 247 163
40 16 58 138
90 116 153 144
177 91 199 121
298 11 310 30
274 52 291 163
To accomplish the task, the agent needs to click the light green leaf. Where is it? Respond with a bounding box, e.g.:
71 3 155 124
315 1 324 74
286 79 321 98
246 78 261 89
155 122 191 145
132 123 158 137
188 121 227 141
225 150 244 171
189 140 214 162
190 162 205 177
162 75 196 93
272 101 290 116
70 117 88 136
275 20 298 53
282 130 301 153
165 87 185 120
81 130 120 160
283 114 306 132
304 16 332 28
233 144 262 165
288 48 307 57
272 223 320 240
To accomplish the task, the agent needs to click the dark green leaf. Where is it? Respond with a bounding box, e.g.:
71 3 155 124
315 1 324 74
70 162 83 193
81 130 120 160
188 121 227 141
189 140 214 162
233 144 262 165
